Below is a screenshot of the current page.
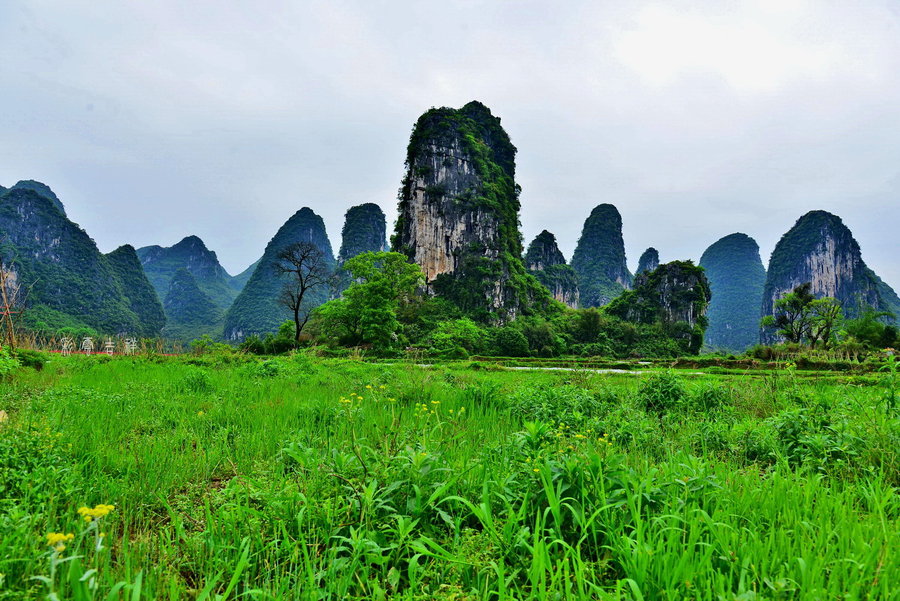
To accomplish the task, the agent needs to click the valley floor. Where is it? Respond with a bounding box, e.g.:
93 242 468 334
0 354 897 599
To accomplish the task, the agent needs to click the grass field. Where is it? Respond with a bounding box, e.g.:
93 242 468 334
0 353 897 599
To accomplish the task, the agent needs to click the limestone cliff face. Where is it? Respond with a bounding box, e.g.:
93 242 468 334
570 204 632 307
699 233 766 352
525 230 579 308
393 101 552 321
761 211 900 342
636 248 660 275
606 261 710 354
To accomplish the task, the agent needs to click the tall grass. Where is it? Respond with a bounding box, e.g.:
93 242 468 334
0 354 896 599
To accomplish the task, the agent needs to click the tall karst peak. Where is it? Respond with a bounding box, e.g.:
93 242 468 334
570 203 632 308
223 206 335 340
636 248 660 275
762 210 900 343
524 230 579 309
338 203 388 263
699 233 766 352
10 180 66 216
394 101 553 322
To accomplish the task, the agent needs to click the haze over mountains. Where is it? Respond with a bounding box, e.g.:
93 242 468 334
1 102 897 350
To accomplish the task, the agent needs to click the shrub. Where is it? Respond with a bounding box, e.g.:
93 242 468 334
508 385 609 428
0 346 20 379
636 371 686 414
426 318 485 357
174 369 213 394
689 383 730 412
13 349 47 371
488 327 529 357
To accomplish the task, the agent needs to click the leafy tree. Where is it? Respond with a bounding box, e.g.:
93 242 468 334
762 283 815 343
425 318 486 358
316 252 424 350
273 242 334 343
844 306 897 348
806 297 843 349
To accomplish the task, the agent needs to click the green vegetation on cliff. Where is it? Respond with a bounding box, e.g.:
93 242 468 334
606 261 710 354
699 233 766 352
338 204 387 262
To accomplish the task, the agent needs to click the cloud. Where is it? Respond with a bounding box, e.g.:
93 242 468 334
1 0 898 288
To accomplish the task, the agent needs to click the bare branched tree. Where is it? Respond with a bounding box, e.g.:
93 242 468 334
0 251 29 349
273 242 333 342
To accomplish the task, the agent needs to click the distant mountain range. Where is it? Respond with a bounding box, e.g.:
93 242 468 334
2 103 897 348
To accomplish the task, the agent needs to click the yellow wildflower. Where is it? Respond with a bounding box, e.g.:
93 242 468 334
45 532 74 552
77 504 115 522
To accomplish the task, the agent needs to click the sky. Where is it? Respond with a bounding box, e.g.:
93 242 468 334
1 0 898 287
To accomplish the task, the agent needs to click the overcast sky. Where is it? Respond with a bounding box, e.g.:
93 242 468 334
2 0 898 287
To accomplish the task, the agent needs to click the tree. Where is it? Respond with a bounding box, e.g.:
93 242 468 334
762 282 815 343
0 251 29 349
316 252 424 350
844 306 896 348
272 242 333 343
806 297 843 349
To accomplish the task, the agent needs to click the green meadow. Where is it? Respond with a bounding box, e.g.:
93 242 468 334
0 353 897 600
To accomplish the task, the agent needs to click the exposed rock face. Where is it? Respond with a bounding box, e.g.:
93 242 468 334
636 248 659 275
137 235 237 308
606 261 711 354
223 207 335 340
393 101 552 321
762 211 900 342
104 245 167 336
338 203 388 262
525 230 579 308
0 184 164 336
570 204 632 307
164 268 221 327
699 233 766 352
